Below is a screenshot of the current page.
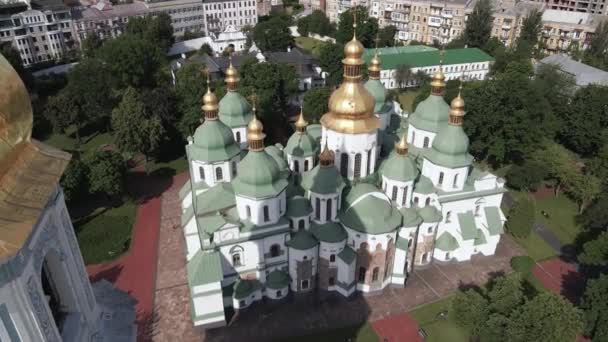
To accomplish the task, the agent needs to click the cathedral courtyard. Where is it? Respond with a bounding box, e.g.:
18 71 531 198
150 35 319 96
150 172 525 342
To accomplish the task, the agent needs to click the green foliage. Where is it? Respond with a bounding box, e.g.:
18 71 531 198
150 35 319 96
253 16 294 52
583 21 608 70
505 292 583 342
335 6 378 47
510 256 535 274
531 140 578 197
81 32 102 58
579 194 608 233
0 41 32 88
394 64 412 89
199 43 213 56
174 62 210 136
506 160 547 191
84 150 125 197
60 158 89 202
587 144 608 182
298 10 333 37
579 231 608 266
377 25 397 47
507 196 535 238
449 289 489 334
581 273 608 340
568 173 601 214
515 9 543 59
483 37 504 55
463 0 493 48
478 313 510 342
319 43 344 87
303 87 331 123
66 58 115 124
124 13 174 51
487 275 524 315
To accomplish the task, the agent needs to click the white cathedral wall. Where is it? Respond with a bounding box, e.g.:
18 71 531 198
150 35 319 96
183 216 201 261
265 285 288 300
219 239 262 278
381 177 414 208
318 240 346 262
411 192 438 208
343 226 397 252
407 125 436 149
191 157 239 188
321 127 378 180
421 159 469 191
235 190 286 226
286 155 315 174
0 277 43 341
309 192 340 223
289 215 311 232
232 126 248 150
336 257 356 297
287 246 318 292
391 248 407 285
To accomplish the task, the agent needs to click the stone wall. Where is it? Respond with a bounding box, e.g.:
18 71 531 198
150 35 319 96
414 234 435 266
317 258 338 289
355 243 390 291
295 259 315 291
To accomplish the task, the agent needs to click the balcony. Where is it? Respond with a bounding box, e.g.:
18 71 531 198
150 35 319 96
441 11 453 18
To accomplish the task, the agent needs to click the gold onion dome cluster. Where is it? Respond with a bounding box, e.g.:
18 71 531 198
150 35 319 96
320 32 379 134
202 81 219 116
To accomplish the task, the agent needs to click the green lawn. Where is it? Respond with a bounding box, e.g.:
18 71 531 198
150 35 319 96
513 232 558 262
295 37 327 57
284 322 378 342
43 131 113 152
534 195 581 245
410 296 469 342
397 89 422 113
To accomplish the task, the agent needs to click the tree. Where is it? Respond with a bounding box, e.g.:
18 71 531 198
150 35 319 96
579 194 608 234
81 32 102 58
112 87 167 170
487 274 524 315
583 21 608 70
253 16 293 52
450 289 489 334
581 273 608 341
483 37 504 55
319 43 344 87
531 140 578 197
505 159 547 191
199 43 213 56
297 16 310 37
463 0 493 48
505 292 583 342
303 87 331 123
378 25 398 47
1 42 32 88
44 89 86 146
579 232 608 266
569 173 602 213
507 196 535 238
588 144 608 182
60 158 89 202
305 10 334 37
394 64 413 89
336 6 379 47
84 150 125 198
515 9 543 59
125 13 174 51
174 63 209 136
479 313 510 342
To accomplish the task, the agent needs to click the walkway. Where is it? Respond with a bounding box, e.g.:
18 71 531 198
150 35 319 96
371 313 423 342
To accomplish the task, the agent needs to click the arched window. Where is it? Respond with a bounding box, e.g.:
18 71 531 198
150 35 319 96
423 137 430 148
445 252 450 260
367 149 372 174
372 267 380 282
425 197 431 206
422 252 429 263
270 244 280 257
358 267 367 283
445 211 451 223
216 167 223 181
411 131 416 144
294 160 299 173
330 254 335 262
401 186 408 206
329 277 335 286
414 197 419 207
340 153 348 178
298 220 305 231
315 197 321 220
438 172 444 185
354 153 362 179
304 160 309 171
360 242 369 250
232 161 237 177
245 205 251 218
230 246 244 267
236 131 241 143
391 186 398 201
199 166 205 180
475 204 481 216
263 206 270 222
326 199 332 221
453 174 458 188
427 226 433 234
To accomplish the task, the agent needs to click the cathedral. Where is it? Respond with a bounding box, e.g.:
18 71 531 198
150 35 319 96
180 31 507 329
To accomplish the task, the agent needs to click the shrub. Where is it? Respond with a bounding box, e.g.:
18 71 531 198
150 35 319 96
510 256 535 274
506 160 547 191
507 196 536 238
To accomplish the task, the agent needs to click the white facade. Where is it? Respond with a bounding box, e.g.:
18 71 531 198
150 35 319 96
378 61 492 90
321 129 378 181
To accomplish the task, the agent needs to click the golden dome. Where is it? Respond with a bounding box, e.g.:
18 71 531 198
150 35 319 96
0 53 32 169
368 52 381 79
319 141 335 167
395 134 409 155
225 56 239 90
202 80 219 118
321 81 379 134
430 50 446 91
247 104 265 151
448 84 465 126
295 107 308 133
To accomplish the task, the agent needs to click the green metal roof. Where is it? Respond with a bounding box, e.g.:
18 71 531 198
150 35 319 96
379 152 419 183
190 119 241 163
400 207 423 227
233 279 262 300
418 206 443 223
458 211 477 240
484 206 504 235
362 45 438 60
197 215 230 234
365 79 391 114
435 232 459 251
396 236 410 250
337 246 356 264
218 91 253 128
474 229 487 246
195 182 236 216
408 94 449 133
426 125 473 168
363 48 493 70
179 179 192 200
307 124 322 141
310 221 347 243
284 132 318 157
414 175 435 194
233 150 289 198
187 251 223 286
340 184 402 234
265 145 289 171
286 230 319 250
301 164 345 195
286 196 313 218
266 269 290 289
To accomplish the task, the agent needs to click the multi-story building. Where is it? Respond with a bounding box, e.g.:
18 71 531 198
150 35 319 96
0 0 76 67
325 0 368 23
201 0 258 34
527 0 608 14
71 1 148 43
145 0 205 36
540 9 602 54
490 1 543 47
370 0 468 45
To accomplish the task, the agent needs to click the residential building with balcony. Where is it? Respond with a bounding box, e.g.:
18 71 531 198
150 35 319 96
145 0 205 36
540 9 602 54
0 0 76 67
325 0 368 23
527 0 608 15
201 0 258 34
71 1 148 43
490 1 543 47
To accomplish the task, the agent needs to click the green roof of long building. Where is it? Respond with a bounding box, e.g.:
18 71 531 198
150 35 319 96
363 48 494 70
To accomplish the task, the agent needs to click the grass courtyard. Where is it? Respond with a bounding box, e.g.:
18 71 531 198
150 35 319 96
284 322 379 342
295 37 328 57
534 194 581 246
410 296 469 342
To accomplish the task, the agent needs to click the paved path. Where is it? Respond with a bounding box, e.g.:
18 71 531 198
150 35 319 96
372 313 423 342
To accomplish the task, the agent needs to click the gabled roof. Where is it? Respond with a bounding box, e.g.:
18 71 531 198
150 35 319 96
195 182 236 216
187 251 223 286
484 206 504 236
435 232 459 251
457 211 477 240
338 246 356 264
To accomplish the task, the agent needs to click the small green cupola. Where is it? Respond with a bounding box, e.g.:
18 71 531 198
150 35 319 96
380 134 419 183
364 50 391 114
285 109 318 158
408 58 449 133
426 86 473 168
189 81 240 163
301 143 345 195
218 58 253 128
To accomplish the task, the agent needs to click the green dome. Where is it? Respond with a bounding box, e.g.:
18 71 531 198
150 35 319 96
408 94 449 133
266 269 290 289
189 120 240 163
284 132 318 157
340 183 402 234
380 151 419 182
426 125 473 168
218 91 253 128
310 221 347 243
233 150 288 198
265 145 288 171
414 175 435 194
399 207 423 227
301 164 345 195
364 79 391 114
286 230 319 250
286 196 312 218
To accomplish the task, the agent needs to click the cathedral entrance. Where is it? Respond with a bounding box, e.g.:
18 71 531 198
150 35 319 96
40 249 77 337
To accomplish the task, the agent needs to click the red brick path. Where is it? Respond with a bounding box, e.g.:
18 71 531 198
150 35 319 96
531 258 583 303
371 313 423 342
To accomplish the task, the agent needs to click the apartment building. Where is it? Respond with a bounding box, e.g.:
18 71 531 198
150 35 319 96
490 1 542 47
326 0 368 23
0 0 76 67
540 9 601 53
201 0 257 33
527 0 607 15
71 1 148 43
145 0 205 36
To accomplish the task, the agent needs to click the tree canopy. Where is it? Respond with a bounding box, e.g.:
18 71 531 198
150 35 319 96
303 87 331 123
335 6 379 47
319 43 344 87
463 0 493 48
581 273 608 341
84 150 126 197
253 15 294 52
297 10 334 37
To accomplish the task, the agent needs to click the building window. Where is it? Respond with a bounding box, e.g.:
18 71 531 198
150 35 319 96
423 137 430 148
445 211 451 223
276 290 282 297
340 153 348 178
354 153 362 179
391 186 398 201
216 167 223 181
231 246 244 266
372 267 380 282
270 244 280 257
425 197 431 206
315 197 321 220
239 300 245 306
358 267 367 283
236 131 241 143
414 197 419 207
453 174 458 188
326 199 332 221
304 160 309 171
294 160 299 173
329 277 335 286
445 252 450 260
411 130 415 144
246 205 251 218
263 205 270 222
427 226 433 234
232 161 237 177
401 186 408 206
475 205 481 216
330 254 335 262
422 252 429 263
301 279 309 289
199 166 205 180
438 172 444 185
367 149 372 174
298 220 305 231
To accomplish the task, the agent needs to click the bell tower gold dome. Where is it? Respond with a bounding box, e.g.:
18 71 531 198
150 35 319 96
320 33 379 134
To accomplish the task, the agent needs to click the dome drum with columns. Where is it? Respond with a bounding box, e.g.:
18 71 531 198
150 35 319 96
180 33 508 329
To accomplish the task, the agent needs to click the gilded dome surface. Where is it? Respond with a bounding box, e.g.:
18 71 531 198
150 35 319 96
321 82 379 134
